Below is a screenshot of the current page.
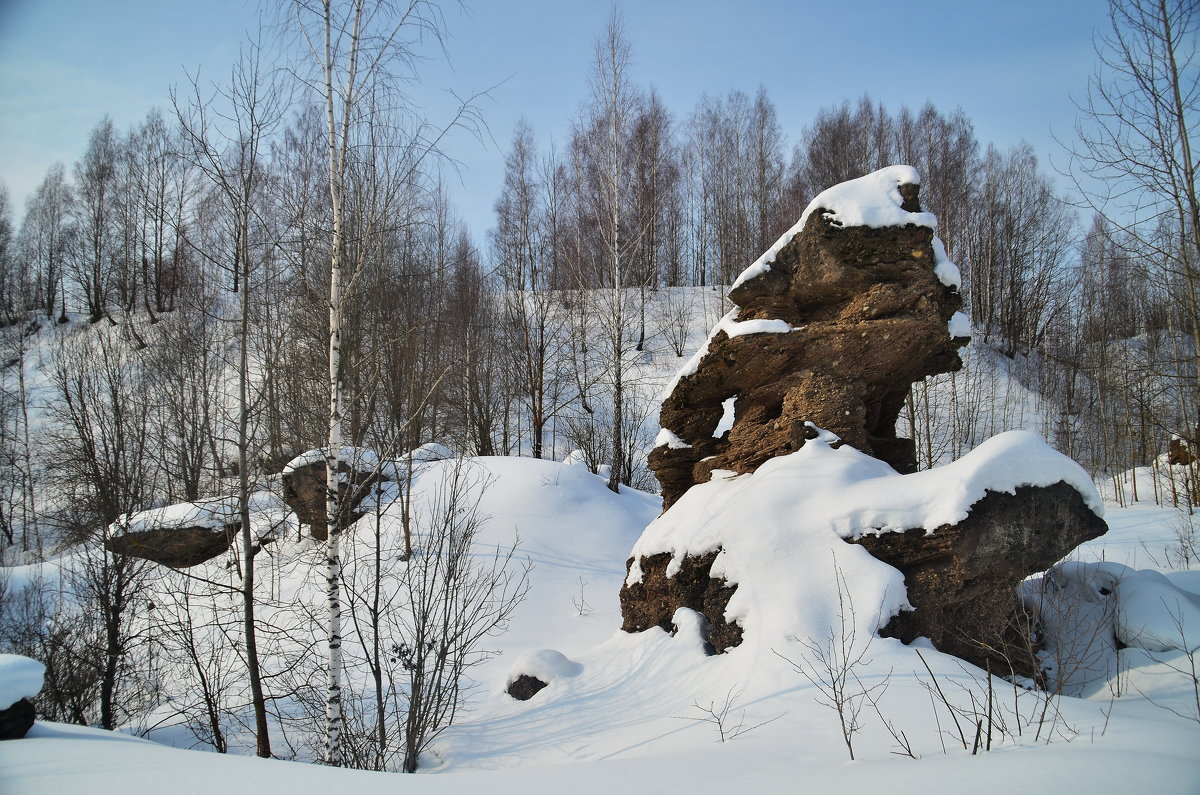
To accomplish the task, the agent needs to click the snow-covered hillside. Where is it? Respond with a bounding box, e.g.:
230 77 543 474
2 453 1198 793
2 285 1199 792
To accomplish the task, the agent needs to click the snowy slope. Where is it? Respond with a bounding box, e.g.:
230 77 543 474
3 481 1199 793
2 213 1199 789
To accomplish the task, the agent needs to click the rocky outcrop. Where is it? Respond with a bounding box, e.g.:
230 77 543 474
852 482 1108 677
281 459 382 542
103 492 287 568
106 523 238 568
506 675 548 701
623 168 1106 676
1167 434 1197 467
0 698 36 741
650 170 967 510
619 550 742 654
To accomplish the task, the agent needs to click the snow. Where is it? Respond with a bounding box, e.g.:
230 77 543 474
624 426 1104 670
948 310 971 338
0 655 44 709
281 446 382 475
713 396 736 438
1116 568 1200 652
118 491 290 542
1020 560 1200 698
3 442 1200 792
2 290 1199 793
653 428 691 449
506 649 583 688
932 237 962 290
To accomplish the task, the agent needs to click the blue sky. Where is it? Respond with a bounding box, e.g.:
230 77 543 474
0 0 1112 238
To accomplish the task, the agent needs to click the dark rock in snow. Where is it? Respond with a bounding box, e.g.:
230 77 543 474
619 550 742 654
852 482 1108 677
506 675 549 701
1167 434 1197 467
650 176 966 511
105 523 238 568
281 459 383 541
0 698 36 740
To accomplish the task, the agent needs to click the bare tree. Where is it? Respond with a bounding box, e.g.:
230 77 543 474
285 0 485 765
71 117 121 323
20 164 73 321
174 29 288 758
571 9 645 492
775 560 885 761
44 329 161 729
491 120 574 458
1063 0 1199 454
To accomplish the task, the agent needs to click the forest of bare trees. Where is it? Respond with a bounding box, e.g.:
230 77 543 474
0 0 1195 773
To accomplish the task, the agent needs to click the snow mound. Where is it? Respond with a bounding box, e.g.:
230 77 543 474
1023 561 1200 695
1117 568 1200 652
281 446 381 474
627 428 1101 646
506 649 582 688
0 654 45 709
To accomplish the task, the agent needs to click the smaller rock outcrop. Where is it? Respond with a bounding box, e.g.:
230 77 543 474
0 698 35 741
1167 434 1197 467
103 492 288 568
852 482 1107 676
504 649 582 702
506 675 548 701
281 458 382 542
0 654 43 740
618 550 741 654
106 522 239 568
281 445 452 540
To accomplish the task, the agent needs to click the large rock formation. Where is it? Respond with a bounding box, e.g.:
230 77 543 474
621 167 1107 677
650 167 968 510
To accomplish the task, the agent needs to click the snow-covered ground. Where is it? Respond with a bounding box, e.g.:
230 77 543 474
2 448 1198 793
1 179 1198 789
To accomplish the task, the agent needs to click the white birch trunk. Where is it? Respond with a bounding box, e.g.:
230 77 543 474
320 0 362 767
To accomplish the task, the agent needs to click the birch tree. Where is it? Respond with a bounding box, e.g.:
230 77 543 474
573 10 643 492
287 0 482 766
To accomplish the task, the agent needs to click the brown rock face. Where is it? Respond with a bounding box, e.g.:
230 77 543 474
281 461 382 541
619 550 742 654
1167 434 1197 467
852 482 1107 676
651 180 966 510
105 523 238 568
